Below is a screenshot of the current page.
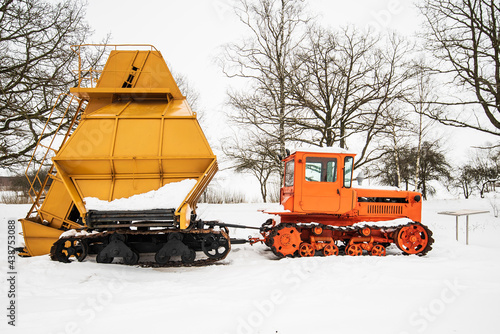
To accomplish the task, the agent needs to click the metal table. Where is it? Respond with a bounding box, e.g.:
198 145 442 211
438 209 489 245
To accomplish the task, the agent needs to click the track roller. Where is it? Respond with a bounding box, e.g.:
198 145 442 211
371 244 386 256
322 243 339 256
299 243 315 257
155 233 196 264
96 234 139 265
346 244 362 256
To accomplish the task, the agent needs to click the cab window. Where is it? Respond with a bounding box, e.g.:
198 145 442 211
305 157 337 182
344 156 353 188
284 160 294 187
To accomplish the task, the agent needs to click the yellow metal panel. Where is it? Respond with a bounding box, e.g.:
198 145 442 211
120 100 166 117
161 177 189 185
97 50 139 88
61 160 112 175
139 52 183 98
88 50 183 99
112 178 161 200
114 119 161 156
113 159 159 175
163 99 194 117
161 158 213 174
54 161 87 217
86 101 130 117
58 118 115 158
76 179 112 201
162 119 213 157
82 97 114 115
176 160 218 229
20 219 63 256
38 178 73 226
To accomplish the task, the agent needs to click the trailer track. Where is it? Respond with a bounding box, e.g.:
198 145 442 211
50 227 231 267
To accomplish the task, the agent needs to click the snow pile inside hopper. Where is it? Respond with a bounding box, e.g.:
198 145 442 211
84 179 197 211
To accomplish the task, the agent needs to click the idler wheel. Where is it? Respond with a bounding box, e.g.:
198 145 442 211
52 238 88 263
395 223 430 255
202 233 230 260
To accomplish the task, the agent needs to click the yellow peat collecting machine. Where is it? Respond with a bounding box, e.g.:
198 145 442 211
19 45 229 265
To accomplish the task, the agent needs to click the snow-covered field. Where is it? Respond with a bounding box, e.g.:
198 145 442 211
1 198 499 334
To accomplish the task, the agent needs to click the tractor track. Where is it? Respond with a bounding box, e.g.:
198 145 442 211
268 221 434 258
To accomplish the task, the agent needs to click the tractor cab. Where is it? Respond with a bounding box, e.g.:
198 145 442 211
281 148 356 215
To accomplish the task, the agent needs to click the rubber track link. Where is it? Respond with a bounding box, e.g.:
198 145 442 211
50 228 231 267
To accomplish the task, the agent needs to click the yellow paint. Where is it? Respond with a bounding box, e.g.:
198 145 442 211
20 46 217 256
20 219 64 256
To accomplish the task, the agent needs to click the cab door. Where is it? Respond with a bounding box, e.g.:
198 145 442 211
300 155 341 213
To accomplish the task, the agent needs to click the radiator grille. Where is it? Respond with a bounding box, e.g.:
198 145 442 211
367 204 403 215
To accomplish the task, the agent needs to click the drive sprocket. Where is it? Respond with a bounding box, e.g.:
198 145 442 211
269 223 301 258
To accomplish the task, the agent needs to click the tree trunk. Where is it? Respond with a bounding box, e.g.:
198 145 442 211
414 111 423 191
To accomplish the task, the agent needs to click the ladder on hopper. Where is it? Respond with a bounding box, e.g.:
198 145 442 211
24 94 86 219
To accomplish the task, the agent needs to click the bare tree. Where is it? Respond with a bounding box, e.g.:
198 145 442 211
464 145 500 197
222 134 280 202
379 103 414 187
406 64 440 191
374 140 451 199
0 0 105 171
289 27 416 168
455 165 475 198
419 0 500 135
172 72 201 112
374 59 442 190
171 71 206 126
373 145 414 189
219 0 309 183
417 141 452 199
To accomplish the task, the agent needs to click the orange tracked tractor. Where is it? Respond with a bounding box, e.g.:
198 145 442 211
253 148 433 257
17 45 432 266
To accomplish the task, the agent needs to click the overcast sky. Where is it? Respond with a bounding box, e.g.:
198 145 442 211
83 0 497 166
85 0 421 114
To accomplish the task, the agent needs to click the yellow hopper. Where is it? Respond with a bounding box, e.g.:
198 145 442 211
20 45 219 260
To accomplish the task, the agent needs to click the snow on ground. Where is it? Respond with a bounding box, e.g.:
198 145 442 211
1 198 499 334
